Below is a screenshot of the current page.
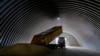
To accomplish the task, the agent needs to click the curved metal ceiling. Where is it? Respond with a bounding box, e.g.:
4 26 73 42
1 0 100 49
1 0 58 47
55 0 100 31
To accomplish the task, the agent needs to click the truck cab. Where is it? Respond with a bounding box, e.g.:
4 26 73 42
58 37 65 48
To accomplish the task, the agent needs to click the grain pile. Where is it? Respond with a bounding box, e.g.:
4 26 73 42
0 43 52 56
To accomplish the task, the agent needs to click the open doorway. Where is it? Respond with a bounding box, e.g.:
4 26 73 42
48 32 80 49
60 32 80 47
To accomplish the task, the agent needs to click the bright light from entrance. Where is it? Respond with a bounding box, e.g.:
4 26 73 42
56 37 59 44
65 37 69 48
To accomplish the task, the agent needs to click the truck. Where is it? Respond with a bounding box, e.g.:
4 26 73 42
58 37 65 48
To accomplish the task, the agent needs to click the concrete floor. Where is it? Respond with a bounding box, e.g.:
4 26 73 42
0 44 100 56
46 47 100 56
